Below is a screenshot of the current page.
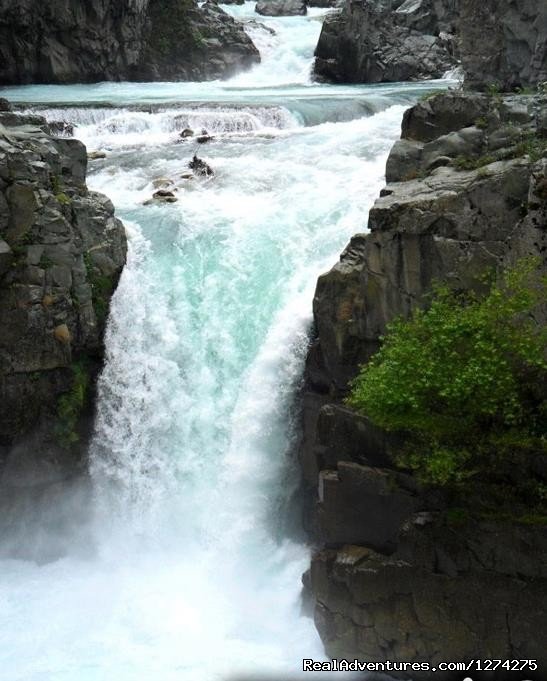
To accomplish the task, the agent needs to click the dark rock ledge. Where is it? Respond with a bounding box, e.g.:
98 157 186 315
300 91 547 677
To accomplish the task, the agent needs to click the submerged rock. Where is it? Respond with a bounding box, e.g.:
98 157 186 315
88 150 107 160
152 177 174 189
189 155 214 177
49 121 75 137
180 128 194 139
255 0 306 16
244 19 277 35
152 189 178 203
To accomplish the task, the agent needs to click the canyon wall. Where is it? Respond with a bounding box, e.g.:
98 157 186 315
314 0 460 83
0 105 126 555
0 0 259 84
314 0 547 90
301 78 547 681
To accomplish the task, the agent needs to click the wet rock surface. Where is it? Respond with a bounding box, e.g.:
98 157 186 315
189 155 215 177
300 91 547 676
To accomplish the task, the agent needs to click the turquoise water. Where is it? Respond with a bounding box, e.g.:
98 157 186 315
0 4 451 680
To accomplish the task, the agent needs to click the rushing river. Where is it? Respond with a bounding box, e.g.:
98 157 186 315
0 4 450 680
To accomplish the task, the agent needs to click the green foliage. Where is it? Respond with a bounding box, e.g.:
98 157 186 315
513 133 547 163
84 253 115 324
55 192 71 206
474 116 488 130
39 253 53 269
454 153 496 171
486 82 503 101
51 174 62 194
347 259 547 488
453 132 547 172
418 90 440 103
55 360 90 449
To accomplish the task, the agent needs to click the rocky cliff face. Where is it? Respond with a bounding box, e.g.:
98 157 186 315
0 105 126 553
314 0 547 89
460 0 547 92
0 0 259 84
314 0 460 84
300 91 547 674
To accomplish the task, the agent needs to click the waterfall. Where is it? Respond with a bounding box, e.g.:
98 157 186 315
0 3 450 679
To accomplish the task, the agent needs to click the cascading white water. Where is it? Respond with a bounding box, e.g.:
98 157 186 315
0 4 452 680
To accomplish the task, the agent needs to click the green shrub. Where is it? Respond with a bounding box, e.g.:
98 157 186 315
84 253 115 324
453 153 496 171
347 259 547 487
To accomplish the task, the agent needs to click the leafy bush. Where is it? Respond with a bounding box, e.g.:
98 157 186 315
347 259 547 487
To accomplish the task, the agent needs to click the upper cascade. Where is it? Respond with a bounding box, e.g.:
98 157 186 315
0 0 260 85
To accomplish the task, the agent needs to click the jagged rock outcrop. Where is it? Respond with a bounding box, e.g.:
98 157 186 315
0 0 260 85
255 0 307 16
460 0 547 91
314 0 459 84
0 108 126 545
300 91 547 675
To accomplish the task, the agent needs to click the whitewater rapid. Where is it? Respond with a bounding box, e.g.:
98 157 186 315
0 3 451 680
